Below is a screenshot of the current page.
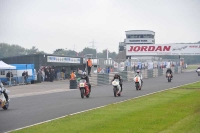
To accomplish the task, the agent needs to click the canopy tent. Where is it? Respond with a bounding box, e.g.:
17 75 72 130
0 60 16 69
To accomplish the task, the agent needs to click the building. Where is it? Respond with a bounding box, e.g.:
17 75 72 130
125 30 155 44
119 30 155 53
0 54 85 74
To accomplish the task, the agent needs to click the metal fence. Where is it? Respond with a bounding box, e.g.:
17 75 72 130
88 58 182 75
89 66 182 87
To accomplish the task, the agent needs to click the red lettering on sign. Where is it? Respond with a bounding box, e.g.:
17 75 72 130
148 46 155 51
163 46 171 51
128 46 134 52
155 46 162 51
134 46 140 51
128 45 171 52
141 46 148 51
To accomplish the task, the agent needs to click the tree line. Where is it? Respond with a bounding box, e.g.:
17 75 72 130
0 43 117 59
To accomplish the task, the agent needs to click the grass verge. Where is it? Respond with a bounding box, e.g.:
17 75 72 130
187 65 199 70
12 82 200 133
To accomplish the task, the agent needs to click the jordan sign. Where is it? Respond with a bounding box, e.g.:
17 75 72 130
126 44 200 55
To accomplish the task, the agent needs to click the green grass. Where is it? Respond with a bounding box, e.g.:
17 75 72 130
12 82 200 133
187 65 199 70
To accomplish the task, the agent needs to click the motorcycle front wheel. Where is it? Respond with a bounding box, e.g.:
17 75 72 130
135 83 139 90
168 77 171 82
3 101 9 110
80 88 85 98
113 87 118 97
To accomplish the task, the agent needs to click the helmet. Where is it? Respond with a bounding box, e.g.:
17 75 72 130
136 70 140 73
82 71 86 76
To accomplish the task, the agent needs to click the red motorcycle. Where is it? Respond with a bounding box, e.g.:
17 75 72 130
78 79 90 98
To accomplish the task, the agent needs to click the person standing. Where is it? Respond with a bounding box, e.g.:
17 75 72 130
41 69 45 82
87 58 92 76
61 67 66 80
70 71 76 80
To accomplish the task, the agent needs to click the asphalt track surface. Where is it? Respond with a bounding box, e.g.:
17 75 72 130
0 71 199 133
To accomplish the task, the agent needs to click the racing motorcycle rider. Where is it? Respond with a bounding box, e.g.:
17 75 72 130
0 81 9 102
112 74 123 93
166 68 173 78
134 70 143 86
196 67 200 72
81 71 91 92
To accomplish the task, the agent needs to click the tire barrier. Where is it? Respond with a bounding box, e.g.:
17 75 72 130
90 74 98 86
153 69 158 77
97 74 109 85
80 67 183 87
158 69 163 76
147 70 153 78
163 68 167 75
69 80 77 89
127 71 135 81
119 71 127 81
174 66 178 74
142 69 148 79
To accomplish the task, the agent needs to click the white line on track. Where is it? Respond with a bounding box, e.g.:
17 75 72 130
6 81 200 133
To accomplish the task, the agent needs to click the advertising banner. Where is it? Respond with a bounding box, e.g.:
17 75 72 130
126 44 200 55
47 56 80 63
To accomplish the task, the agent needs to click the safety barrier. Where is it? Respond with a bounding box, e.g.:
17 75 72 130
97 74 109 86
88 66 182 87
147 70 153 78
158 69 163 76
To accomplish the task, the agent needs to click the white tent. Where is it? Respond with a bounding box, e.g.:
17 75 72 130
0 60 16 69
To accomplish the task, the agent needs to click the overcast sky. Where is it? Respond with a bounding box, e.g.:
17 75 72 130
0 0 200 54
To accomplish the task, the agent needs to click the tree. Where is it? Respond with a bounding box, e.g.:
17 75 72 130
78 47 96 57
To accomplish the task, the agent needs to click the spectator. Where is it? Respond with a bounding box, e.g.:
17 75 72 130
25 71 28 84
87 58 92 76
61 67 66 79
50 69 54 82
6 71 11 81
70 71 76 80
41 69 45 82
10 72 13 77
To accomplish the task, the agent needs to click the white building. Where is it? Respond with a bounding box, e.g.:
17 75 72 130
125 30 155 44
119 30 155 52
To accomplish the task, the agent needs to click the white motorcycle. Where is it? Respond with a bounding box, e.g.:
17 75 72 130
134 75 142 90
196 69 200 76
112 79 121 97
0 88 10 110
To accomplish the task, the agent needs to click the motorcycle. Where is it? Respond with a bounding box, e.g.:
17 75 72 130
78 79 90 98
133 75 142 90
166 73 172 82
112 79 121 97
196 69 200 76
0 88 10 110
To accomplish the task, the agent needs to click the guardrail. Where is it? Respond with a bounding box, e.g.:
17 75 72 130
89 66 182 87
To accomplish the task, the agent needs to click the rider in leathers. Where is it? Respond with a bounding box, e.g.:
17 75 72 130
196 67 200 72
112 74 123 93
81 72 91 92
134 70 143 86
166 68 173 78
0 81 9 102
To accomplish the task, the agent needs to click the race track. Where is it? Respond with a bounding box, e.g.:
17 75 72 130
0 71 199 133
